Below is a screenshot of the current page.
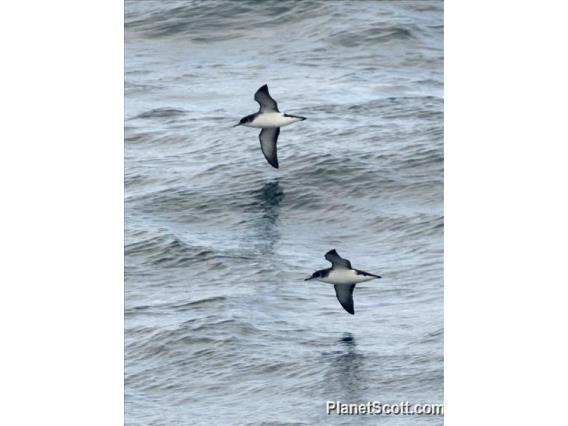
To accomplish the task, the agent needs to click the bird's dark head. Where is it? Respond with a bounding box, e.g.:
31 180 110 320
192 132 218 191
305 270 324 281
233 114 254 127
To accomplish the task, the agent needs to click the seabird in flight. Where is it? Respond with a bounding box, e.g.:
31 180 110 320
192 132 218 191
305 249 381 315
233 84 305 168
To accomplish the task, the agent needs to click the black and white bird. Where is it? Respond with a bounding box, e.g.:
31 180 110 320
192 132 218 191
305 249 381 315
233 84 306 169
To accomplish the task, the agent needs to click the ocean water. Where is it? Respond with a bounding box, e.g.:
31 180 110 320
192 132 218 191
125 1 443 425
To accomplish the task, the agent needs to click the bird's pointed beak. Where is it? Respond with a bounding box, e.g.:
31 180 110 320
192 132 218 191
232 123 241 127
304 276 314 281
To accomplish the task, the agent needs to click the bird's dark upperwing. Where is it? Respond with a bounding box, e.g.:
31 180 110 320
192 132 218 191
325 249 352 269
334 284 356 315
254 84 279 112
259 127 280 169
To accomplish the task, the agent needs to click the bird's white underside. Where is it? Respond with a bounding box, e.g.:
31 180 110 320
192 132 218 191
245 112 302 128
317 268 377 285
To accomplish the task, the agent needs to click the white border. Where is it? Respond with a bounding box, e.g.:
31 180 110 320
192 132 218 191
446 0 568 424
0 1 124 425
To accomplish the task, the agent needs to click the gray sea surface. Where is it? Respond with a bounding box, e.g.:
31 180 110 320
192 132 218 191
125 1 443 424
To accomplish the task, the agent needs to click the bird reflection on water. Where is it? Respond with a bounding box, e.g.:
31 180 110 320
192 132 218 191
323 332 369 402
246 179 284 256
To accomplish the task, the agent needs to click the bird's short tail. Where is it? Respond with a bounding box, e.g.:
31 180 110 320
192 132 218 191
284 114 306 121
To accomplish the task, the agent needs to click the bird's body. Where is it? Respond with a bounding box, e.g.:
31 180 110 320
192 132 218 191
305 249 381 315
234 84 305 168
242 112 304 129
317 268 377 285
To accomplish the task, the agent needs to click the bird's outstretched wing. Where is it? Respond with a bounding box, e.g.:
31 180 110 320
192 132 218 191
325 249 352 269
259 127 280 168
254 84 279 112
334 284 356 315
